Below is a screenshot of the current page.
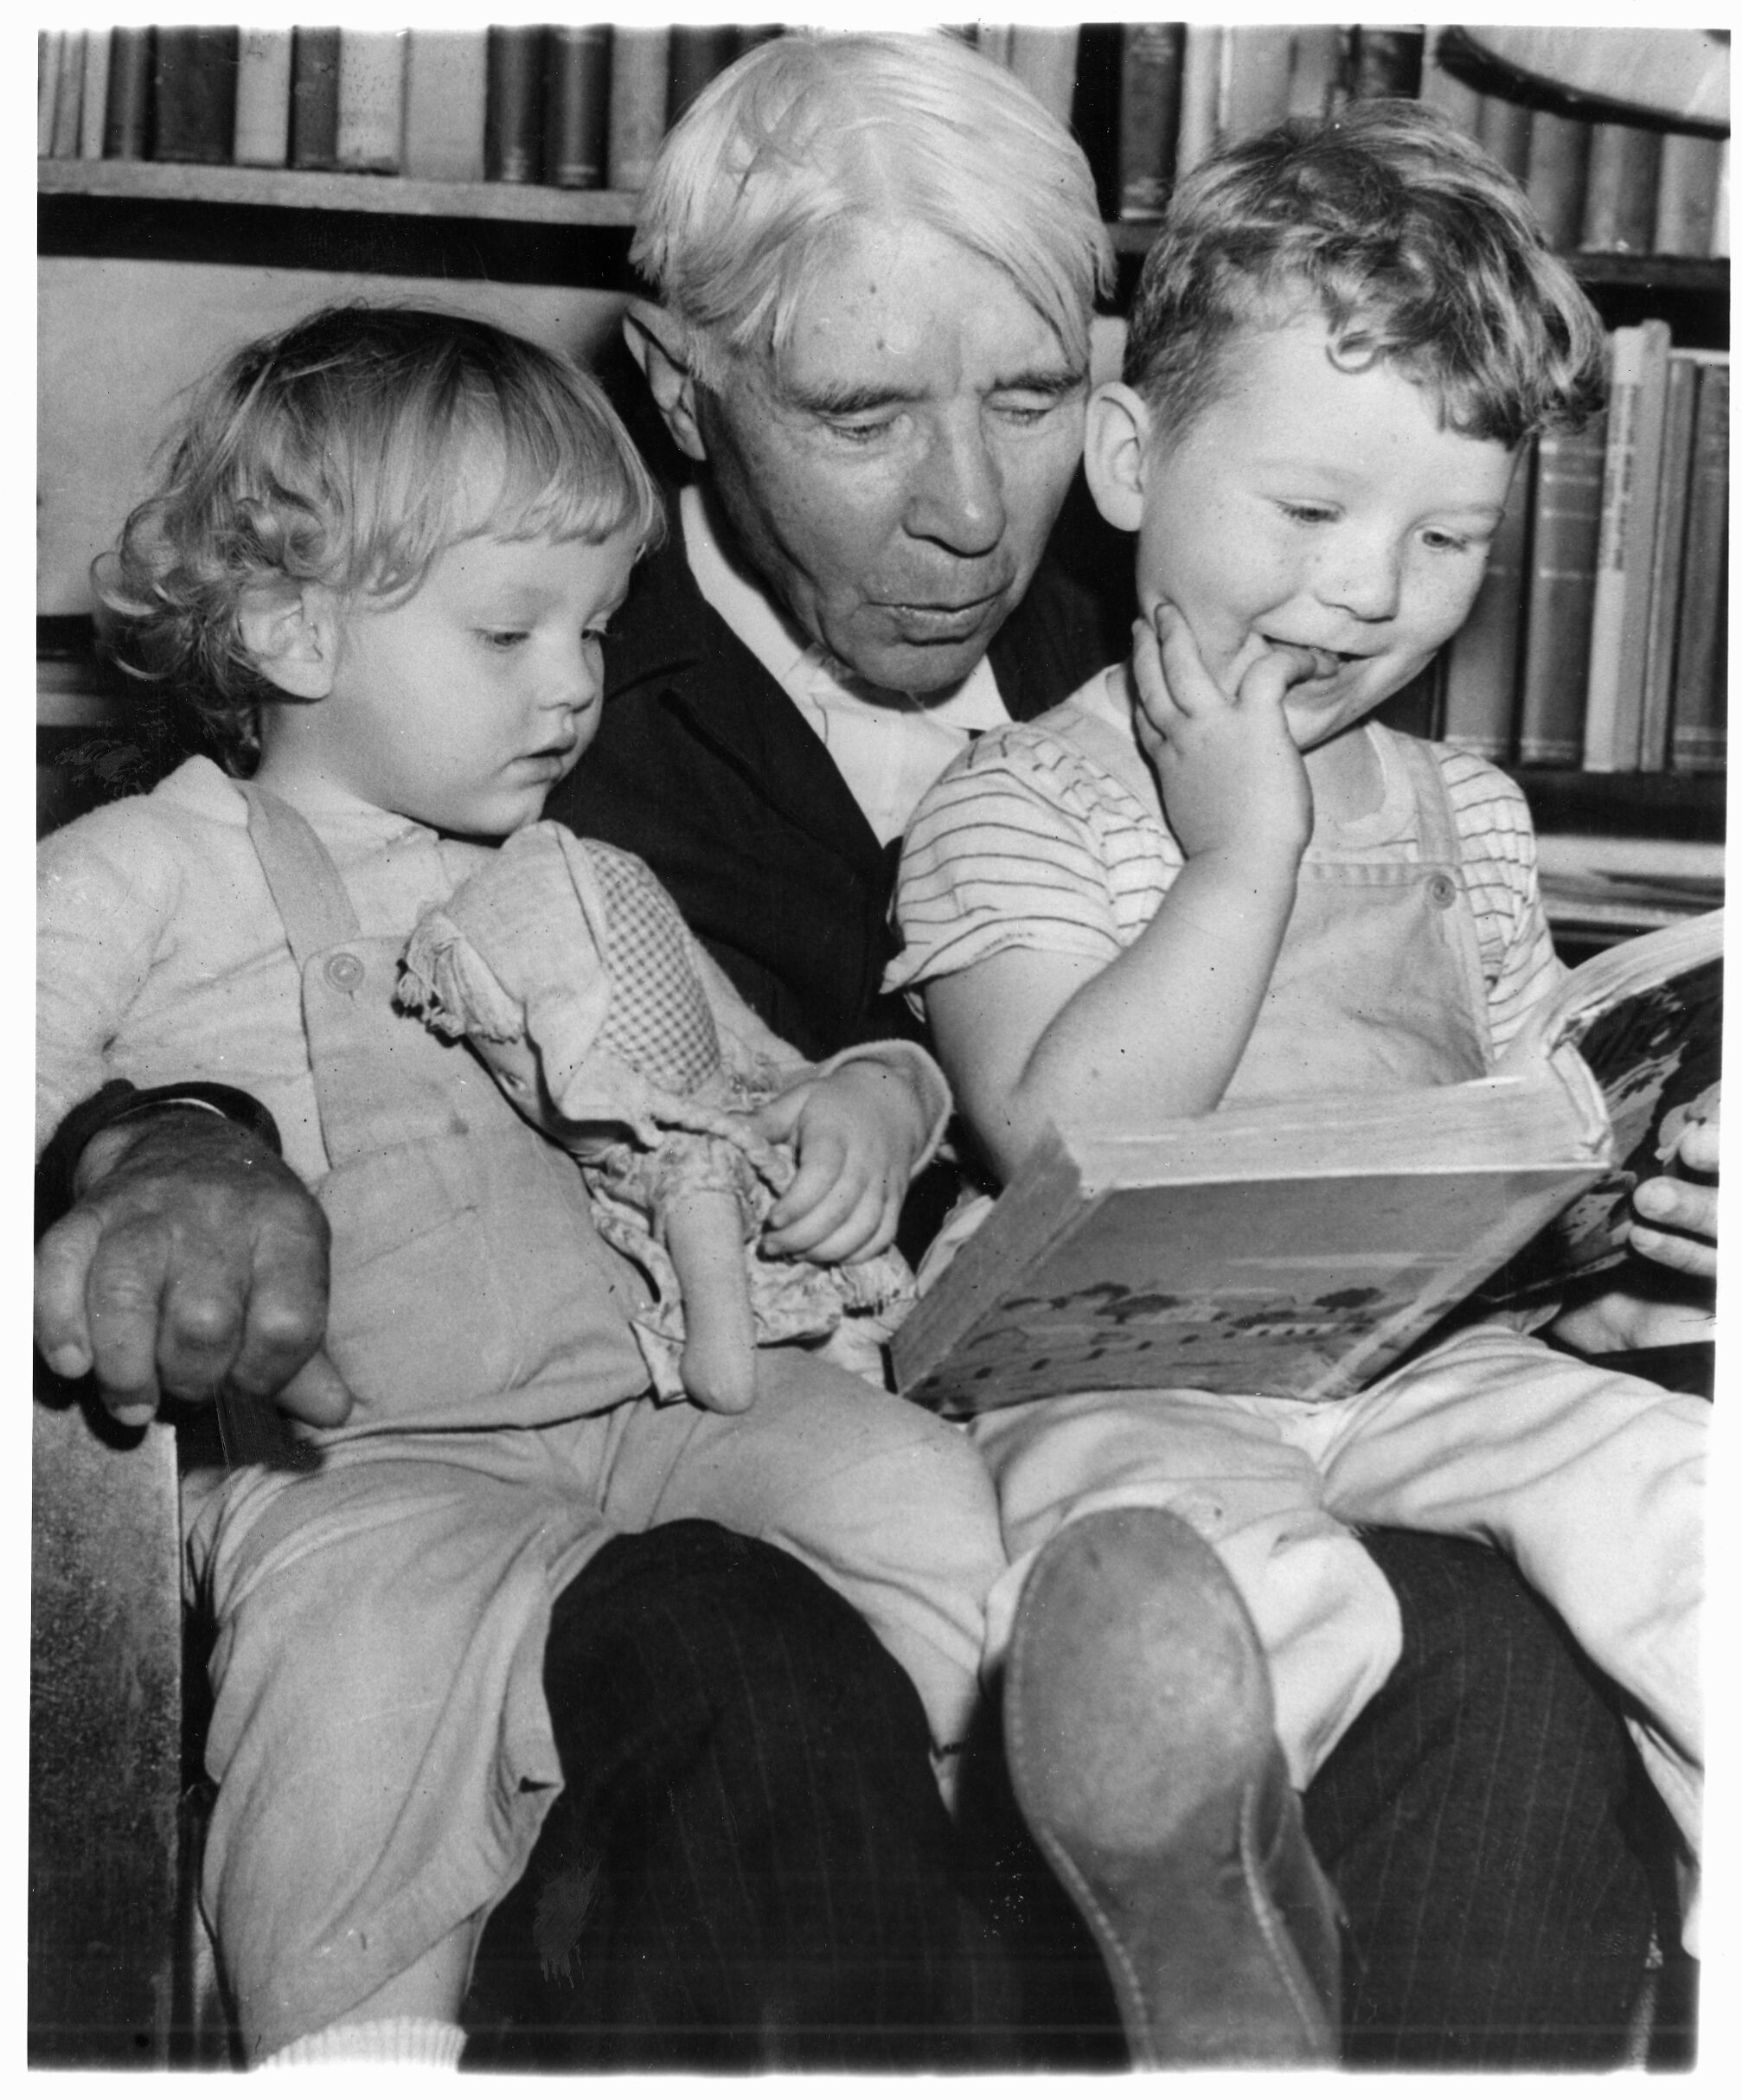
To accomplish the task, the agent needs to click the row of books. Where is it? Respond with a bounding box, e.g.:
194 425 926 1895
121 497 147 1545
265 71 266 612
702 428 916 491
40 25 1732 263
35 26 772 192
1438 335 1727 778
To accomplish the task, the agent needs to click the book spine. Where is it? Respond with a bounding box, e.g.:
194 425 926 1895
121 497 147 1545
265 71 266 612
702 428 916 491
1473 93 1533 183
151 26 239 167
78 30 111 159
1286 26 1347 125
1653 131 1726 259
1516 415 1607 767
544 25 611 189
1713 140 1730 259
1117 23 1184 222
103 26 153 159
1637 355 1700 771
667 25 740 128
290 29 341 173
484 25 544 184
1348 26 1424 100
1524 109 1591 253
49 30 86 159
1174 27 1223 178
1007 25 1079 131
1669 364 1729 773
38 31 62 158
1220 25 1294 143
402 31 487 184
1580 124 1662 253
234 29 292 169
606 27 669 192
336 29 406 175
1416 33 1480 135
1438 442 1532 762
1583 322 1672 771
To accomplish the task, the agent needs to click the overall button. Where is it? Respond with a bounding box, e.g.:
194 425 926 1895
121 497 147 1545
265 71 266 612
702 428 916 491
1426 874 1458 908
324 951 366 990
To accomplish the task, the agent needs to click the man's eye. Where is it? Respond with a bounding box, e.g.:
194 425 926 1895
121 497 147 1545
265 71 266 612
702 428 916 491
993 394 1063 426
825 414 898 445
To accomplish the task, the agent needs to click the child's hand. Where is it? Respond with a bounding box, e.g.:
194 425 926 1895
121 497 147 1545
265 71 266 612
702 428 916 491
753 1061 926 1264
1131 604 1314 866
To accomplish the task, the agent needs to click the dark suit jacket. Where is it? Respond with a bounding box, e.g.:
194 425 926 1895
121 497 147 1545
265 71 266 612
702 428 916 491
551 474 1132 1062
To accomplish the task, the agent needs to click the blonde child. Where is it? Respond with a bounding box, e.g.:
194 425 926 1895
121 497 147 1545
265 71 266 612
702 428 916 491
36 306 1005 2066
892 102 1707 2038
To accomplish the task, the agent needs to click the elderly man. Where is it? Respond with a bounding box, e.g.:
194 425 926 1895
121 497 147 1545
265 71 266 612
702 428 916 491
36 28 1709 2071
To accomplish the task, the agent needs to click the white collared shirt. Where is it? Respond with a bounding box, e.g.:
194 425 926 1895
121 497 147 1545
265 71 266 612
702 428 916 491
680 484 1014 847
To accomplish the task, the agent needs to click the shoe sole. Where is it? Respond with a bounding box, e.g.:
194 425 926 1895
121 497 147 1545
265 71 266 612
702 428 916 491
1005 1507 1335 2066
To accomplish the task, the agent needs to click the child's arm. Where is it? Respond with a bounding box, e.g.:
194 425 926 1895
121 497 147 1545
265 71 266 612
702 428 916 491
663 1184 759 1413
691 945 947 1264
926 606 1315 1182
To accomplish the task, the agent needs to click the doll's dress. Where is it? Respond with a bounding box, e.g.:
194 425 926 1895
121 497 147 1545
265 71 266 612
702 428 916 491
400 823 913 1399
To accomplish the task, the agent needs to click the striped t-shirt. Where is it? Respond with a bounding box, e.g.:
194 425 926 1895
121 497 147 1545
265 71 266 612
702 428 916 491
887 682 1566 1063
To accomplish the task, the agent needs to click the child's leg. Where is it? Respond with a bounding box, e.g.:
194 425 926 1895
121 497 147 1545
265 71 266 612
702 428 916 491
592 1346 1006 1762
1312 1322 1704 1864
970 1389 1403 1788
190 1435 612 2064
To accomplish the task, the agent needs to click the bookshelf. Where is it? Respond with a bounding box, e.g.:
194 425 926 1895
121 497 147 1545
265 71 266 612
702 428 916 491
36 23 1729 946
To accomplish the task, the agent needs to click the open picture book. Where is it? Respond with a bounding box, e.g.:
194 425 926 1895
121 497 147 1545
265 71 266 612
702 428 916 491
893 911 1721 1415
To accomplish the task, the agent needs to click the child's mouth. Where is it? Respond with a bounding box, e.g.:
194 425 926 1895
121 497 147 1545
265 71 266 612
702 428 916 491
1267 642 1354 688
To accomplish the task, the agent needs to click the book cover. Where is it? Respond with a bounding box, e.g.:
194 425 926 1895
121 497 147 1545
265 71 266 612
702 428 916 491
403 30 487 184
1348 26 1423 100
151 26 239 167
1654 131 1726 259
49 30 86 159
1438 444 1532 762
1669 362 1729 773
1516 413 1608 766
667 25 740 127
78 29 111 159
38 31 63 157
103 25 152 160
1525 108 1591 253
234 29 292 169
1417 37 1480 135
1581 123 1662 253
1174 27 1223 179
544 24 611 189
336 28 406 175
1006 25 1080 131
1220 26 1294 144
290 29 341 172
1117 23 1185 222
484 25 543 183
607 26 669 192
1636 355 1701 771
1584 322 1674 771
1714 140 1730 258
893 913 1722 1412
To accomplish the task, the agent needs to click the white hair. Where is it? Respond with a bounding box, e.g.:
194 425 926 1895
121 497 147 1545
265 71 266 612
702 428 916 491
631 30 1114 386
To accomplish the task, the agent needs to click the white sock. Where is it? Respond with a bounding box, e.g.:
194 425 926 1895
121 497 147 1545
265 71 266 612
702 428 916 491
261 2016 465 2069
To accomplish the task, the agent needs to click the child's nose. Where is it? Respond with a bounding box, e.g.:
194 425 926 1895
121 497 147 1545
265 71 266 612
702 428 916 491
1317 533 1402 623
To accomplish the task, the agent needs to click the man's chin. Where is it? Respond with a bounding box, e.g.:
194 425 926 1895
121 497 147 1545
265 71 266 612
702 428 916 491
846 624 1006 699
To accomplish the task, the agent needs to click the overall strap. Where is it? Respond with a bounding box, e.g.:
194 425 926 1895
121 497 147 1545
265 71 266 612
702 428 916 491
239 782 364 961
1384 728 1462 868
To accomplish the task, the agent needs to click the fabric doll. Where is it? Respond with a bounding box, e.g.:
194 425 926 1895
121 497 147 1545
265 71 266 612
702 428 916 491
400 822 913 1412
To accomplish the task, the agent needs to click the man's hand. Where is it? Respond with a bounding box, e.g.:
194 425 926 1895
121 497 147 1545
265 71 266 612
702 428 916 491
35 1111 354 1431
753 1061 927 1264
1130 605 1315 868
1552 1104 1719 1356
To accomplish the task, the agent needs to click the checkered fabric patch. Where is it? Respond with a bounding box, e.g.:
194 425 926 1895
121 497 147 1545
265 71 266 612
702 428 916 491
585 842 722 1094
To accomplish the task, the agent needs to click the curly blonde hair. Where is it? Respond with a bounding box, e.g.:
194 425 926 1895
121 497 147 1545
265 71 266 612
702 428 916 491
97 304 664 771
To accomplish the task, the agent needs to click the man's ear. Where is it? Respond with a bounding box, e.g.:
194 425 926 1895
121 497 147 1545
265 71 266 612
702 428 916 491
235 580 342 700
622 298 708 464
1083 381 1154 536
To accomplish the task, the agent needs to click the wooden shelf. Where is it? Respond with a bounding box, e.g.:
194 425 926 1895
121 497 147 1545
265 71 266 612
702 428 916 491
38 157 642 227
1515 765 1726 842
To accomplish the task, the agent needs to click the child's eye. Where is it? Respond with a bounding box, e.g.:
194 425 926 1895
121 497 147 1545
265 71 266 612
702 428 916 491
1420 527 1476 554
477 629 528 650
1278 503 1338 527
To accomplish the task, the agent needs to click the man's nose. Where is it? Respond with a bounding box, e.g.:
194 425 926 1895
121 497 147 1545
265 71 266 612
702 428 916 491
905 416 1007 555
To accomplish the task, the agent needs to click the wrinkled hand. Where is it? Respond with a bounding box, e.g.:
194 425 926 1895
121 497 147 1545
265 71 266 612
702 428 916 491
35 1111 354 1431
1130 605 1315 866
753 1061 926 1264
1553 1104 1719 1355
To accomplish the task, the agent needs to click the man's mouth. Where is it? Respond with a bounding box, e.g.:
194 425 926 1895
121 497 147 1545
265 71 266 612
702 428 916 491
881 591 1005 642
